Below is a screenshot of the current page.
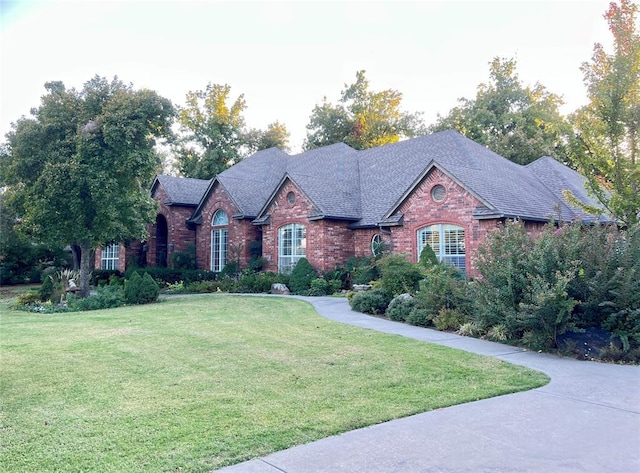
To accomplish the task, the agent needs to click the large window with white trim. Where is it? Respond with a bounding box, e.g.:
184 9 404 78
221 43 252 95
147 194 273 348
278 223 306 273
417 224 465 272
101 243 119 270
211 210 228 272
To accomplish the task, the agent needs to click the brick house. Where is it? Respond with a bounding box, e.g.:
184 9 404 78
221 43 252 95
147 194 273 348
97 130 604 278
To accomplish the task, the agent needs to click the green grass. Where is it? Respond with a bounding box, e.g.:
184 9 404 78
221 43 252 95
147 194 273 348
0 294 549 472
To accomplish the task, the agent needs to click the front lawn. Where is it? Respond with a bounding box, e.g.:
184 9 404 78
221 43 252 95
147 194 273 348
0 295 548 472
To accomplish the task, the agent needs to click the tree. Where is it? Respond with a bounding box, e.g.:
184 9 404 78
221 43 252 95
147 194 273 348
1 76 174 296
569 0 640 226
430 57 571 165
304 70 426 150
245 120 290 153
175 84 291 178
175 83 246 178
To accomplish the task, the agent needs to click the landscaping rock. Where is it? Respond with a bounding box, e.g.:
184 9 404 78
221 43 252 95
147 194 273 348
352 284 373 292
271 283 290 295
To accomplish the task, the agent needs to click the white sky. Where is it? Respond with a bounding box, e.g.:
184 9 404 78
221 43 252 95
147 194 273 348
0 0 613 153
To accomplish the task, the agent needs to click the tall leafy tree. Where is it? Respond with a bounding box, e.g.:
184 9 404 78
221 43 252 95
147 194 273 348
430 58 571 165
175 83 246 178
304 70 426 150
175 84 291 177
245 121 290 153
1 76 174 296
569 0 639 226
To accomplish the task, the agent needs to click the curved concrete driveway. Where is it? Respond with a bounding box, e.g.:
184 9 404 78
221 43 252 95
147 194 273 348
215 296 640 473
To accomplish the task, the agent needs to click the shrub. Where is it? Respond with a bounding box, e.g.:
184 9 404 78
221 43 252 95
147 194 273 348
91 269 122 287
39 272 55 301
186 279 234 293
433 308 468 331
124 271 160 304
341 256 379 287
406 306 433 327
220 261 240 279
386 294 416 322
349 289 392 315
171 243 196 270
289 258 318 295
308 278 330 296
415 265 470 317
15 290 42 306
69 285 124 311
418 244 439 269
234 271 283 294
376 254 424 296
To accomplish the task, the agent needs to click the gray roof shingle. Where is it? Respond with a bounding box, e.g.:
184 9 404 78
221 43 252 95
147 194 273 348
180 130 606 227
154 175 211 206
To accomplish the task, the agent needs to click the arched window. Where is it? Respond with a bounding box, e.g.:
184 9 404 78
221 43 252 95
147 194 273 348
278 223 306 273
371 234 383 257
211 210 228 272
417 224 465 272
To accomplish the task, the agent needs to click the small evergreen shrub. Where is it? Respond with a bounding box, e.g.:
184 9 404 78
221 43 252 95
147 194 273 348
406 306 433 327
171 243 196 270
124 271 160 304
39 273 55 301
15 290 42 306
418 244 439 269
349 289 392 315
386 295 416 322
234 271 283 293
289 258 318 295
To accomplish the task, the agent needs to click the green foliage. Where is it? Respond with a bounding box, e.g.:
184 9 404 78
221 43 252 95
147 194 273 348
124 271 159 305
414 265 471 319
306 277 340 296
171 243 196 270
220 261 240 279
304 70 426 150
38 270 55 301
433 308 468 332
1 75 175 296
69 284 125 311
349 289 392 315
375 254 424 296
430 57 571 165
342 256 379 286
186 279 235 293
175 83 289 178
569 0 640 225
233 271 284 294
288 258 318 295
418 244 439 269
386 295 417 322
15 290 42 306
472 221 640 352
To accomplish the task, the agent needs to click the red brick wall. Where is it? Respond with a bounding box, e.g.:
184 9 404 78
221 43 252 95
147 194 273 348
147 185 197 268
259 181 355 273
93 242 126 272
375 168 494 277
195 183 260 270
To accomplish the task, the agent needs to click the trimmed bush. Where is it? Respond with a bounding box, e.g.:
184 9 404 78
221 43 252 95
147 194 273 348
289 258 318 295
386 294 416 322
349 289 392 315
124 271 160 304
418 244 439 269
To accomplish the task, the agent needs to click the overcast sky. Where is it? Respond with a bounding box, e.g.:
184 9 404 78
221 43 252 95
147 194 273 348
1 0 613 152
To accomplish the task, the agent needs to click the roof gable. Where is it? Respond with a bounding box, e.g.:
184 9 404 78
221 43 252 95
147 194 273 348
152 174 210 207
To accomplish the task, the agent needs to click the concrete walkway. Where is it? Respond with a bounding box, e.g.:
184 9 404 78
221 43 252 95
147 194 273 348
215 296 640 473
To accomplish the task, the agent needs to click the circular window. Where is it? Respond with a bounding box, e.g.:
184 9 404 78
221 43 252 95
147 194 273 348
431 184 446 202
286 191 296 205
371 234 383 256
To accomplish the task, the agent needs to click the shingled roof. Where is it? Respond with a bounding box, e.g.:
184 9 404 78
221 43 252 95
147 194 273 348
184 130 606 227
152 175 211 207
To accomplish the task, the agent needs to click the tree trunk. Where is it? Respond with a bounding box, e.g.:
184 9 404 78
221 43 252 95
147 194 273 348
79 242 93 298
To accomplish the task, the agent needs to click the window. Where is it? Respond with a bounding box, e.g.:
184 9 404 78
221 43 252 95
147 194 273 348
417 224 465 272
371 234 383 256
431 184 446 202
101 243 119 270
211 210 228 272
278 223 306 273
286 191 296 205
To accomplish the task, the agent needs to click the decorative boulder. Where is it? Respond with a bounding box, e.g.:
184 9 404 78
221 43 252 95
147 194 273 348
352 284 373 292
271 283 290 295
